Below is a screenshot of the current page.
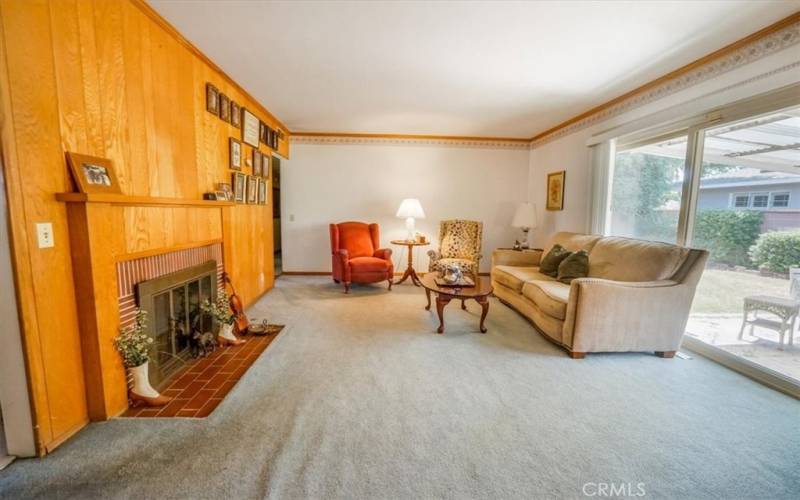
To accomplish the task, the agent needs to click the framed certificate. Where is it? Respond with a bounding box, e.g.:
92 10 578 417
241 108 260 147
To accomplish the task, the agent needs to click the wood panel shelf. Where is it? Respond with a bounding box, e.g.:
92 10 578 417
56 193 234 207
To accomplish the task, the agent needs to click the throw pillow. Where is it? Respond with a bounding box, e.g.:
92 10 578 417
540 244 571 277
557 250 589 284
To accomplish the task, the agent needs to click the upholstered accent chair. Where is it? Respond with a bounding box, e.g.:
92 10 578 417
330 222 393 293
428 219 483 276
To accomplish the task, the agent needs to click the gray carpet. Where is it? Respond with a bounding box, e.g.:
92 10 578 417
1 276 799 500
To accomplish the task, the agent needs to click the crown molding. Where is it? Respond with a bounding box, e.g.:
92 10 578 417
290 132 531 150
530 11 800 147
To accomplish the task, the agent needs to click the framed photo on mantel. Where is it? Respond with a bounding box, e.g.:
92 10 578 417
65 152 122 194
241 108 260 147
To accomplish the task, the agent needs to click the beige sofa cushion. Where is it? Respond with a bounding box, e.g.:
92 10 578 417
588 236 690 282
521 280 570 320
491 266 554 293
543 232 602 257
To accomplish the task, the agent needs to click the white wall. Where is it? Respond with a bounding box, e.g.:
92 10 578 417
282 143 530 273
528 49 800 243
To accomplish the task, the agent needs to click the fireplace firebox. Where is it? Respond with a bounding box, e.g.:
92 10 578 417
135 260 218 388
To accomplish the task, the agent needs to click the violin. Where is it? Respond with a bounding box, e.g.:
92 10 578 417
222 272 249 334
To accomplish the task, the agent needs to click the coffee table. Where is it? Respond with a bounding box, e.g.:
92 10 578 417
420 273 493 334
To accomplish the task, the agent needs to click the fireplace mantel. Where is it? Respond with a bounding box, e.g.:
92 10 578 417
56 192 234 207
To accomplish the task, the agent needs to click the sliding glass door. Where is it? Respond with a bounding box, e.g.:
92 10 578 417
601 93 800 387
685 108 800 383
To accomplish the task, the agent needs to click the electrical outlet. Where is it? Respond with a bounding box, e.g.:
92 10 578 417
36 222 54 249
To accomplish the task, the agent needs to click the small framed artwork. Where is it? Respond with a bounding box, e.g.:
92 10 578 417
219 93 230 122
206 83 219 115
252 150 262 177
229 138 242 170
546 171 565 211
258 178 267 205
65 152 122 194
259 122 268 145
241 108 260 147
246 175 258 204
232 172 246 203
216 182 233 200
230 101 241 127
262 152 271 179
268 128 277 149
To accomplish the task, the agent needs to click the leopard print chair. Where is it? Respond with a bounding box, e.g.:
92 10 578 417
427 220 483 276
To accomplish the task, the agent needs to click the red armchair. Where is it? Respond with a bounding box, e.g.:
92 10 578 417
330 222 394 293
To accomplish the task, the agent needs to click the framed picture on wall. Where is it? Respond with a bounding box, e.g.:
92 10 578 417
259 122 268 144
229 138 242 170
241 108 260 147
254 150 264 176
230 101 241 127
65 152 122 194
262 152 270 179
546 170 565 211
258 178 267 205
246 175 258 204
206 83 219 115
232 172 246 203
219 93 230 122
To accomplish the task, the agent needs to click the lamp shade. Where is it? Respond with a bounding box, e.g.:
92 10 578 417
396 198 426 219
511 202 537 229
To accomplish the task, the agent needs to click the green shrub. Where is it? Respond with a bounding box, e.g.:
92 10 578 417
692 210 763 267
749 230 800 274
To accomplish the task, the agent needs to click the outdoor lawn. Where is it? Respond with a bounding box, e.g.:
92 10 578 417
690 268 790 315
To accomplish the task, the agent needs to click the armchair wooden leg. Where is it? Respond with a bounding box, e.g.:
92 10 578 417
387 279 393 291
333 279 340 284
568 351 586 359
344 282 351 294
655 351 676 358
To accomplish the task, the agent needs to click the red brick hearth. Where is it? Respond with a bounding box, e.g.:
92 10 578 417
123 329 282 418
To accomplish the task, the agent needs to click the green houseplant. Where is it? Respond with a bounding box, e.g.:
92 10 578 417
114 309 169 407
201 290 244 346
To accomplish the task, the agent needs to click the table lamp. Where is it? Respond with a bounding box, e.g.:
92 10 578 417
512 202 537 249
396 198 425 241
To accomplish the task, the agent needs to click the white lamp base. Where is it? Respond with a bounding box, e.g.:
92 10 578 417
405 217 416 241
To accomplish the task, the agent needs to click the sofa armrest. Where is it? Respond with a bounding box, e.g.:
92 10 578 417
563 277 695 353
373 248 392 261
491 249 542 268
334 248 349 261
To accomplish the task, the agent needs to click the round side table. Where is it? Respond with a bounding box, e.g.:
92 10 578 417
390 240 430 286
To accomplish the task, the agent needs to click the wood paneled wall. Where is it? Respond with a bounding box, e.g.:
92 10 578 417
0 0 286 453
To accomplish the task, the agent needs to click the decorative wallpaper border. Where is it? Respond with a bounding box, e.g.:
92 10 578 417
290 134 531 150
531 18 800 148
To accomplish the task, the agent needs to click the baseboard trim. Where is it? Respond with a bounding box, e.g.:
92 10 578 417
682 336 800 400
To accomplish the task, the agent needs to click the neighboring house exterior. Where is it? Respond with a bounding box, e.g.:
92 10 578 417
696 172 800 232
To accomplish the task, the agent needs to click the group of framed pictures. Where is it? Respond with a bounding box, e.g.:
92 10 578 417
232 172 268 205
206 82 280 151
228 138 270 177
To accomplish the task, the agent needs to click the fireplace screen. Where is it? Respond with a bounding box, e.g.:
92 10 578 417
136 260 218 388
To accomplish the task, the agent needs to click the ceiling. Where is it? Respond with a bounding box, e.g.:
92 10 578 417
149 0 800 138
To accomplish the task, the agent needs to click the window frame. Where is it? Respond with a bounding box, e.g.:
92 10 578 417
770 191 790 208
730 192 751 209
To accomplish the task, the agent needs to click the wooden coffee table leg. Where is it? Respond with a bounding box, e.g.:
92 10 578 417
476 295 489 333
425 287 431 310
436 294 451 334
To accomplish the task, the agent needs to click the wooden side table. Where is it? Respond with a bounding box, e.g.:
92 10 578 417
391 240 429 286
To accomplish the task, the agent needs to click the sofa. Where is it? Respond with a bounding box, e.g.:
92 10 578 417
491 232 708 358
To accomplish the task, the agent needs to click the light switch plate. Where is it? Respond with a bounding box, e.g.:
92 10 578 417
36 222 54 248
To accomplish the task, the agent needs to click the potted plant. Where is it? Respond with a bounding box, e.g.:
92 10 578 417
201 290 245 346
114 309 170 407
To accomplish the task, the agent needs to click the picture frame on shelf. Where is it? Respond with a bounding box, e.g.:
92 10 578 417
206 83 219 115
216 182 233 200
258 178 267 205
229 138 242 170
546 170 565 211
260 122 268 145
230 101 241 127
252 150 262 177
219 93 230 122
65 152 122 194
241 108 260 147
246 175 258 204
232 172 246 203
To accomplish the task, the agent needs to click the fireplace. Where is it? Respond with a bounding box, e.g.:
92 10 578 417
135 260 218 388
